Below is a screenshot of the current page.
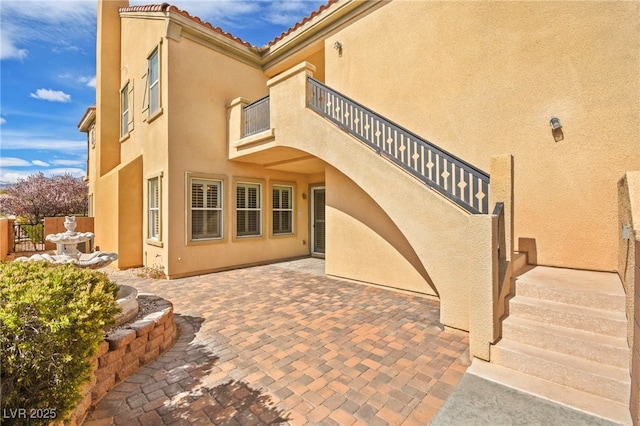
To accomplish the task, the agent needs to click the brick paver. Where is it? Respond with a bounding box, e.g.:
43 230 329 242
85 259 469 425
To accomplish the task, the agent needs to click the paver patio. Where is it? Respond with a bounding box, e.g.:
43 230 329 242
85 258 469 425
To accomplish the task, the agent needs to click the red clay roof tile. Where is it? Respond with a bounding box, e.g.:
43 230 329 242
119 3 253 48
119 1 337 51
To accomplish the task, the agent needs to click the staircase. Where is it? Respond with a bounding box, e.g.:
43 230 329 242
470 265 631 425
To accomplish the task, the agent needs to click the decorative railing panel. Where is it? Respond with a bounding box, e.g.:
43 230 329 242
307 78 490 214
243 96 270 137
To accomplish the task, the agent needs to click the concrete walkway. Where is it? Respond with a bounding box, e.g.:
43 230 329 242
430 370 621 426
85 259 469 425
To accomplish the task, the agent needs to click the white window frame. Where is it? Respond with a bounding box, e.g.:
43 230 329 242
190 178 223 241
148 48 160 117
120 83 130 138
148 176 161 244
236 182 262 238
272 185 294 235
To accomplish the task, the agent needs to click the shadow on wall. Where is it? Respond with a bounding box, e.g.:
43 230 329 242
518 237 538 265
327 168 437 296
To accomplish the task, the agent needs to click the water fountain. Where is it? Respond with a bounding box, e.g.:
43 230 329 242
15 217 137 325
15 216 118 269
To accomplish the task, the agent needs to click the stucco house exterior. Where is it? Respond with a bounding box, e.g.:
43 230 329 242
83 0 640 423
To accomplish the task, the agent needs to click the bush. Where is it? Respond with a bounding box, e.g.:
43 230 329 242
0 261 120 424
23 223 44 249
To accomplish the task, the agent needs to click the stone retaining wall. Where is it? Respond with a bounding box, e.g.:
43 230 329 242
69 296 177 425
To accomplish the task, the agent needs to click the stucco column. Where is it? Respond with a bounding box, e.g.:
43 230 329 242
0 218 14 261
227 97 250 150
468 213 499 361
489 154 514 259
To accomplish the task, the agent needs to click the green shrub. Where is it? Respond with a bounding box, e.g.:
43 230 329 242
23 223 44 248
0 261 120 424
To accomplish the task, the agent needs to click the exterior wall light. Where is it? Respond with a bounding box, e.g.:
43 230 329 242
550 117 564 142
333 41 343 57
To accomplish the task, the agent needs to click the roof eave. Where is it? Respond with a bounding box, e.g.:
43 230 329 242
77 106 96 132
260 0 389 71
166 10 263 68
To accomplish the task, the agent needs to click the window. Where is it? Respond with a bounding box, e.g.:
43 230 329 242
148 177 160 240
120 83 129 138
236 182 261 237
148 49 159 116
272 185 293 235
191 179 222 240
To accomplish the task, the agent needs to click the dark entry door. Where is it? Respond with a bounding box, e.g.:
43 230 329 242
311 187 325 255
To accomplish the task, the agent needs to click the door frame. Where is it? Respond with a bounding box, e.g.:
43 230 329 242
310 185 325 257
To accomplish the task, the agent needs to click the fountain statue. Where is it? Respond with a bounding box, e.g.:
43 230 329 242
15 216 118 269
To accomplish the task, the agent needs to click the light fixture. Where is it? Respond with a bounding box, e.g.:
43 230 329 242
549 117 562 130
333 41 343 57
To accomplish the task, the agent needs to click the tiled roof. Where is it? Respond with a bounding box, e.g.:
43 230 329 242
267 0 339 47
119 3 253 48
119 1 338 51
119 3 169 13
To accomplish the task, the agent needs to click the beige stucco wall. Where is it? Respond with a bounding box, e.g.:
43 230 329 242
260 63 497 331
96 0 127 178
94 3 323 277
323 0 640 271
91 0 638 345
160 19 316 278
93 169 119 258
325 166 436 296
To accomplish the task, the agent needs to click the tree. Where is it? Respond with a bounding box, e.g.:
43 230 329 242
0 172 88 223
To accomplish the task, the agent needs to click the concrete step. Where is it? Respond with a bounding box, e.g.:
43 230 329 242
469 359 632 425
508 295 627 338
491 339 630 403
502 316 629 368
515 266 625 311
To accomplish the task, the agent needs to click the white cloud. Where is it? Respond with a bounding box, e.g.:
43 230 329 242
50 159 85 167
0 32 28 60
0 118 6 125
0 157 32 167
31 160 50 167
148 0 259 25
0 167 85 185
265 1 323 26
30 88 71 103
79 75 96 88
0 1 96 60
47 167 85 178
1 130 86 152
0 171 33 184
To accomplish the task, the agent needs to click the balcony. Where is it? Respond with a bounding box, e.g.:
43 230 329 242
243 96 270 137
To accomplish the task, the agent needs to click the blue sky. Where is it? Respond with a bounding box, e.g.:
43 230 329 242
0 0 325 184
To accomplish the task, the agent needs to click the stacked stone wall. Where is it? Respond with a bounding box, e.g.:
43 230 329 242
66 296 177 425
